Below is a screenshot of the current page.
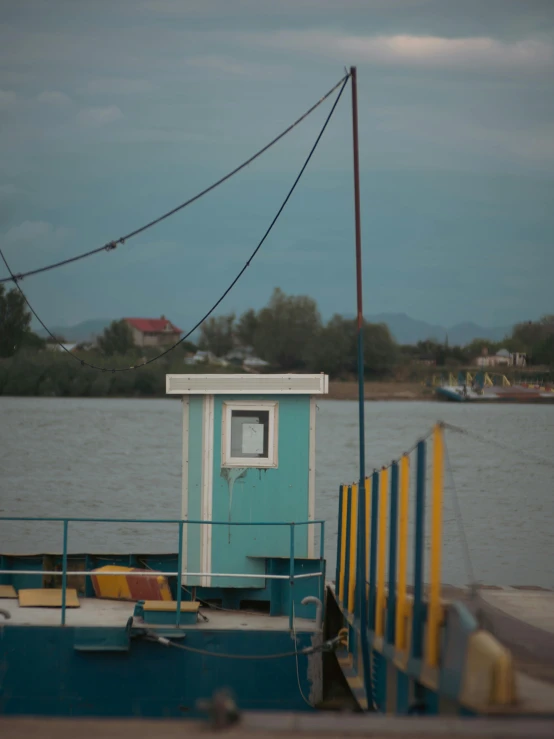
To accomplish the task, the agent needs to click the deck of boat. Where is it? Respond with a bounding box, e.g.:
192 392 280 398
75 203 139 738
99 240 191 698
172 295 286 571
0 596 317 631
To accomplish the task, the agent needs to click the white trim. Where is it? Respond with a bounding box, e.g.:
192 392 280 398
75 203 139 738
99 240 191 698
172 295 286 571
200 395 214 587
308 396 316 558
166 373 329 395
180 397 189 585
221 400 279 469
0 569 322 581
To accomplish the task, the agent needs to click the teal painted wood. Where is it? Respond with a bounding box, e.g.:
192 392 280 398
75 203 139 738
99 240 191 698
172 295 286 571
209 395 311 589
412 440 426 660
0 555 44 591
396 670 410 713
343 486 352 610
176 521 183 625
335 486 344 597
186 396 204 586
368 471 379 629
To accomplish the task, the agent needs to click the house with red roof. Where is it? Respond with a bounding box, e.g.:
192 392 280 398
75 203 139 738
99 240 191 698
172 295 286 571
124 316 182 348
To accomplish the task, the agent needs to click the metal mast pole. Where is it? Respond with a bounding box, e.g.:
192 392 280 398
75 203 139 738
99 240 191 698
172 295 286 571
350 65 372 709
350 68 365 486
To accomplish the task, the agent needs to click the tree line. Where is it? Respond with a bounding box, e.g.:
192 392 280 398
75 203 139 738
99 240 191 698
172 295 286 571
0 283 553 397
198 288 399 377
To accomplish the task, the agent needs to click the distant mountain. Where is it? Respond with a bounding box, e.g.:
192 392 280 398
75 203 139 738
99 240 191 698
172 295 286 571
447 321 512 346
366 313 513 346
36 313 514 347
37 319 112 343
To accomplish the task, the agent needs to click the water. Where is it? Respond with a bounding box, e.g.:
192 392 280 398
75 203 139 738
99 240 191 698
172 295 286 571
0 397 552 587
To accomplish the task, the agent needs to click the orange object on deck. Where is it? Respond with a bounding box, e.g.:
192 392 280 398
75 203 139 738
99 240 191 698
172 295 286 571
91 565 172 602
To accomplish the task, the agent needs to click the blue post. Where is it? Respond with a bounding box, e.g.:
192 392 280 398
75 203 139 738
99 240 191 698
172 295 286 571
61 520 68 626
386 462 399 644
335 486 344 598
176 521 184 626
412 441 426 659
358 474 372 710
289 523 295 630
368 471 379 630
319 520 325 610
343 486 352 610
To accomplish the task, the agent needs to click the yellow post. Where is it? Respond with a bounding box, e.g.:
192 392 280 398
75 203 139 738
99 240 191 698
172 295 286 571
348 484 358 613
338 485 348 604
427 423 444 667
365 477 371 595
395 454 409 650
375 467 388 637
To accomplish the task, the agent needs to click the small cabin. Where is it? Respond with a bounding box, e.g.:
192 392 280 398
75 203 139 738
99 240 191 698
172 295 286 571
166 373 329 612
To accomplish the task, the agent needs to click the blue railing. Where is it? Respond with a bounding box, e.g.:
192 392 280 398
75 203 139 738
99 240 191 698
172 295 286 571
0 517 325 629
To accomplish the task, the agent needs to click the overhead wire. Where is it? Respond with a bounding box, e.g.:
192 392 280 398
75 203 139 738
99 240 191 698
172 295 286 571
443 436 477 593
443 421 554 470
0 74 349 285
0 73 350 373
362 425 435 481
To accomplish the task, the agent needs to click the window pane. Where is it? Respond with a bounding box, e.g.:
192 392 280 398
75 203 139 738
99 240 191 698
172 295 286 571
230 410 269 458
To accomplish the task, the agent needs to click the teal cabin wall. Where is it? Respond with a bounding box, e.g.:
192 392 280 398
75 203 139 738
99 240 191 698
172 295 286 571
184 394 312 589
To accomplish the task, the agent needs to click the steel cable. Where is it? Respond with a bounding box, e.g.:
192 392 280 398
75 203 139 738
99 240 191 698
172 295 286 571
0 74 349 285
0 74 349 372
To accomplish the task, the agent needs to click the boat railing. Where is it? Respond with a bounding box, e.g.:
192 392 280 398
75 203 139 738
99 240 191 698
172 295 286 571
335 423 515 710
0 517 325 628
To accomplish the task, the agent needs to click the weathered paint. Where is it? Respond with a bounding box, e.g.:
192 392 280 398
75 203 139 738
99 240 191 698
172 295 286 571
331 433 524 717
0 624 317 716
212 395 312 588
396 455 409 651
183 394 315 589
427 423 444 668
347 484 358 613
375 468 388 638
338 486 348 605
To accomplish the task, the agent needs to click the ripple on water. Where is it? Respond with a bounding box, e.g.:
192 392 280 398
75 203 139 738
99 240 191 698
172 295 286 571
0 396 552 586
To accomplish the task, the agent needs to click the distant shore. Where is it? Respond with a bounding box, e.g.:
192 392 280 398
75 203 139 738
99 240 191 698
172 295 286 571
327 381 434 401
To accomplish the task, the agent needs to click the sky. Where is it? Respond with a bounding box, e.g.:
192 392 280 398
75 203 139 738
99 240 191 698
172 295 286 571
0 0 553 332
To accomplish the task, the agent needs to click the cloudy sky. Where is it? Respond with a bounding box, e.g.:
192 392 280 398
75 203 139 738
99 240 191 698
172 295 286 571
1 0 553 331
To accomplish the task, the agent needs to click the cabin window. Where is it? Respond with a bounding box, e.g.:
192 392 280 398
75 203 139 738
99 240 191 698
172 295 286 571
221 401 278 468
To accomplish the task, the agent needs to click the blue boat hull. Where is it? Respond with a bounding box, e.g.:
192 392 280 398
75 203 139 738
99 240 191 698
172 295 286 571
0 624 316 717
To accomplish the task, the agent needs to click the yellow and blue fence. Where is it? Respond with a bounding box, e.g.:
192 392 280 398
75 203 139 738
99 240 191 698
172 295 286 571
333 423 516 715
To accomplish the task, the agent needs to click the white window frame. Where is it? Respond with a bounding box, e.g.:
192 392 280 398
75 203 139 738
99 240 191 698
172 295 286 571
221 400 279 468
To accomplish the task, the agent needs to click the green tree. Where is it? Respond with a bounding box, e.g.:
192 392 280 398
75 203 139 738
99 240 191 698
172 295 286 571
534 335 554 366
97 319 135 356
465 339 501 363
198 314 235 357
253 288 321 370
311 315 398 377
236 308 259 348
0 284 32 357
510 315 554 365
20 330 46 351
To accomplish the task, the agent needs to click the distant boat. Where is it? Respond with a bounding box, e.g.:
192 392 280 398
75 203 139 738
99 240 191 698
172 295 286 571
435 376 554 403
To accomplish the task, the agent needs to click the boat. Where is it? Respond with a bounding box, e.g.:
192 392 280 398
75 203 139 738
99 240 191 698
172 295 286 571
434 372 554 403
1 68 554 724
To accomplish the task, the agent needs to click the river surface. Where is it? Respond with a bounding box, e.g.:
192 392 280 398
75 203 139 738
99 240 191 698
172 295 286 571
0 397 552 587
